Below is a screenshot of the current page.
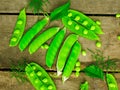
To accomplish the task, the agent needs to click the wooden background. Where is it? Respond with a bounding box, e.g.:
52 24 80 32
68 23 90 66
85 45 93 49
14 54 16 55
0 0 120 90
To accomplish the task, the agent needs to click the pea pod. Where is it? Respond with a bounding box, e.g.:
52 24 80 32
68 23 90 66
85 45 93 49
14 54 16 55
57 34 78 76
67 9 103 34
25 62 56 90
29 27 60 54
19 17 49 51
9 8 26 47
46 28 66 68
62 41 81 82
62 17 99 40
106 74 118 90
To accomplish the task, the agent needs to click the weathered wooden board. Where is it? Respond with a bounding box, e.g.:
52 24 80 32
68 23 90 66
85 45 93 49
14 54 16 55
0 15 120 70
1 71 120 90
0 0 120 14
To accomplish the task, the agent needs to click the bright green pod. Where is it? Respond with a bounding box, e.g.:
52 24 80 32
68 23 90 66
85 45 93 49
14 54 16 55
67 10 103 34
19 17 49 51
80 81 89 90
29 27 60 54
57 34 78 76
62 41 81 82
46 28 66 68
62 17 100 40
106 74 118 90
25 62 56 90
9 8 26 47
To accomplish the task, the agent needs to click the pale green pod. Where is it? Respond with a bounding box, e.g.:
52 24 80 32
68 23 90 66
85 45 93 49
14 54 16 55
19 17 49 51
29 27 60 54
46 28 66 68
106 74 118 90
62 41 81 82
9 8 26 47
57 34 78 76
25 62 56 90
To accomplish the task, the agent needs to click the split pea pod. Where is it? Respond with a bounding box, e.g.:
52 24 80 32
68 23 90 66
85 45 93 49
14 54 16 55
106 74 118 90
29 27 60 54
62 41 81 82
46 28 66 68
19 17 49 51
9 8 26 47
62 17 99 40
57 34 78 76
25 62 56 90
67 9 103 34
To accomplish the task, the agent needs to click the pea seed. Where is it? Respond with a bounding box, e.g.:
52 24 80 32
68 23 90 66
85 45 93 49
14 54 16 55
83 29 88 34
75 25 80 30
90 26 96 30
76 61 80 66
117 35 120 40
11 37 17 42
32 66 36 70
75 67 80 72
68 20 72 25
35 79 39 83
44 44 49 49
17 20 23 25
96 21 101 25
75 16 80 21
41 45 44 49
82 20 88 26
75 72 80 77
30 72 34 77
116 14 120 18
37 71 42 76
82 50 86 56
14 30 20 34
42 78 48 83
68 12 72 17
109 83 116 88
48 85 53 89
96 41 102 48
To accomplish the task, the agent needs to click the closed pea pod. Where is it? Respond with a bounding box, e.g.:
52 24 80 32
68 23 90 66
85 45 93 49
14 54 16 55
19 16 49 51
29 27 60 54
106 74 118 90
25 62 56 90
62 17 99 40
67 10 103 34
57 34 78 76
62 41 81 82
9 8 26 47
46 28 66 68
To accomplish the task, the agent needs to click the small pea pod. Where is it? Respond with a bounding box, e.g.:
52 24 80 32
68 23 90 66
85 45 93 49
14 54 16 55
62 17 99 40
57 34 78 76
25 62 56 90
29 27 60 54
46 28 66 68
62 41 81 82
106 74 118 90
9 8 26 47
80 81 89 90
67 9 103 34
19 17 49 51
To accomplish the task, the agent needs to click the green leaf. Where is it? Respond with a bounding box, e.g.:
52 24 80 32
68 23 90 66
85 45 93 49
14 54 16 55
82 65 104 80
50 1 70 21
80 81 89 90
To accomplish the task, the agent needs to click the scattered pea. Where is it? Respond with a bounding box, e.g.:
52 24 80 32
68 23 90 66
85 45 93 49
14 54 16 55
76 61 80 67
116 14 120 18
82 50 87 56
75 72 80 77
75 67 80 72
117 35 120 40
96 41 102 48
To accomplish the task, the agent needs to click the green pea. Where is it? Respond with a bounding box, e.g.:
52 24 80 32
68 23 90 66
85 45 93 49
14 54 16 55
75 72 80 77
57 34 78 76
80 81 89 90
75 67 81 72
46 28 66 68
67 9 103 34
96 20 101 25
62 41 81 82
106 74 118 90
116 14 120 18
96 41 102 48
62 17 100 40
19 17 49 51
82 50 87 56
76 61 80 66
25 62 56 90
29 27 60 54
44 44 49 49
9 8 26 47
117 35 120 40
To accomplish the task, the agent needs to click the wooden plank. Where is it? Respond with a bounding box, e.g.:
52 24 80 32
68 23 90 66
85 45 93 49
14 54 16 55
0 0 120 14
0 15 120 71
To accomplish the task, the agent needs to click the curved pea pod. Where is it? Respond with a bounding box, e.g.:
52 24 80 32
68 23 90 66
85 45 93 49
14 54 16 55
19 16 49 51
46 28 66 68
9 8 26 47
25 62 56 90
62 17 99 40
57 34 78 76
62 41 81 82
106 74 118 90
67 9 104 34
29 27 60 54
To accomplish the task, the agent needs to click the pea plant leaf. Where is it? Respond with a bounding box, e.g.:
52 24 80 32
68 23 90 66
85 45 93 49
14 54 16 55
82 64 104 80
50 1 70 21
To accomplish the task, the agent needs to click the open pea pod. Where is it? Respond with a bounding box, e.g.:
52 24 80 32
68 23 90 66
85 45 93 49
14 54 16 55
67 9 104 34
62 17 99 40
25 62 56 90
106 74 118 90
